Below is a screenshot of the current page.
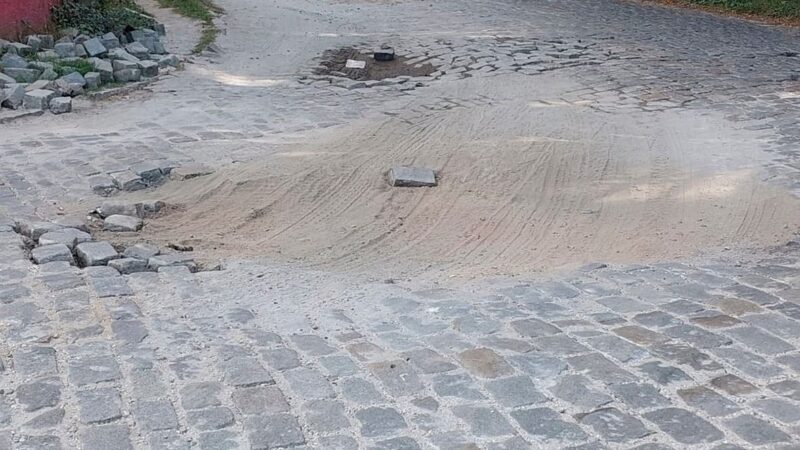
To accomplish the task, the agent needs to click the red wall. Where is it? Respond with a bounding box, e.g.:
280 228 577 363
0 0 60 40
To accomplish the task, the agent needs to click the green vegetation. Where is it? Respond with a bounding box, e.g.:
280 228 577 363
51 0 156 35
30 53 95 76
155 0 222 53
155 0 220 21
195 27 220 53
52 59 95 76
685 0 800 18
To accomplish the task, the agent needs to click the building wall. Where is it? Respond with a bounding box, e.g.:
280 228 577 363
0 0 60 40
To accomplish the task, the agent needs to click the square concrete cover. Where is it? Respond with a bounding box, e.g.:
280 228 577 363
388 167 437 187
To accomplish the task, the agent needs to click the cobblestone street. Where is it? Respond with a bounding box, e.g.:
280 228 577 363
1 0 800 448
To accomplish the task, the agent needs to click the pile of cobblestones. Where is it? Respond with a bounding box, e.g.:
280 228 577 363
18 215 197 275
0 26 181 115
90 162 212 198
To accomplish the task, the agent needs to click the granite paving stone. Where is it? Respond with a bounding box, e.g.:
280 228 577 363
77 388 123 424
180 382 223 410
452 405 515 437
222 357 273 387
677 386 740 416
134 399 179 431
510 318 562 338
187 407 236 431
510 408 587 442
319 355 359 377
23 408 65 429
638 361 692 385
532 334 588 355
613 326 670 346
232 385 290 415
15 435 62 450
507 353 566 380
578 407 650 442
609 383 670 409
303 399 350 433
283 367 335 399
356 407 408 437
724 414 791 445
13 346 58 377
319 435 359 450
262 347 301 371
711 374 758 396
457 348 514 378
368 360 424 395
586 335 649 362
550 374 613 410
664 324 732 349
291 334 337 355
16 380 61 411
340 377 387 404
566 353 635 384
81 424 133 450
370 437 421 450
724 326 795 355
751 398 800 423
402 348 457 373
644 408 723 444
245 414 305 449
432 373 485 400
649 342 722 371
768 379 800 401
486 375 547 407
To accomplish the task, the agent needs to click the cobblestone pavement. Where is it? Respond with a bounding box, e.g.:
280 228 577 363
3 225 800 449
2 0 800 448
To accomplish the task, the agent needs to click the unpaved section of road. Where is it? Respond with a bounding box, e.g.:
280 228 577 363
126 72 800 278
136 0 203 55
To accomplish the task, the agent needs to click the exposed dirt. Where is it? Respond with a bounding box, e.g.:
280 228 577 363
313 47 437 81
123 72 800 279
135 0 203 55
634 0 800 27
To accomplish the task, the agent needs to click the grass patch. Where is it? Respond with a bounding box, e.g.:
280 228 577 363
53 59 95 76
649 0 800 21
30 55 95 76
686 0 800 18
195 27 220 53
155 0 220 21
155 0 222 52
52 0 156 35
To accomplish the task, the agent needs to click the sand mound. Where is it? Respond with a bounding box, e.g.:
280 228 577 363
123 75 800 278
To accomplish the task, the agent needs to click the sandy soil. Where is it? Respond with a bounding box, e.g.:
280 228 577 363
314 47 437 81
115 72 800 278
136 0 203 55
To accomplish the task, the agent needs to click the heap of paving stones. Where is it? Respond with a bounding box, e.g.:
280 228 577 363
0 26 181 115
17 211 197 274
90 162 213 197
